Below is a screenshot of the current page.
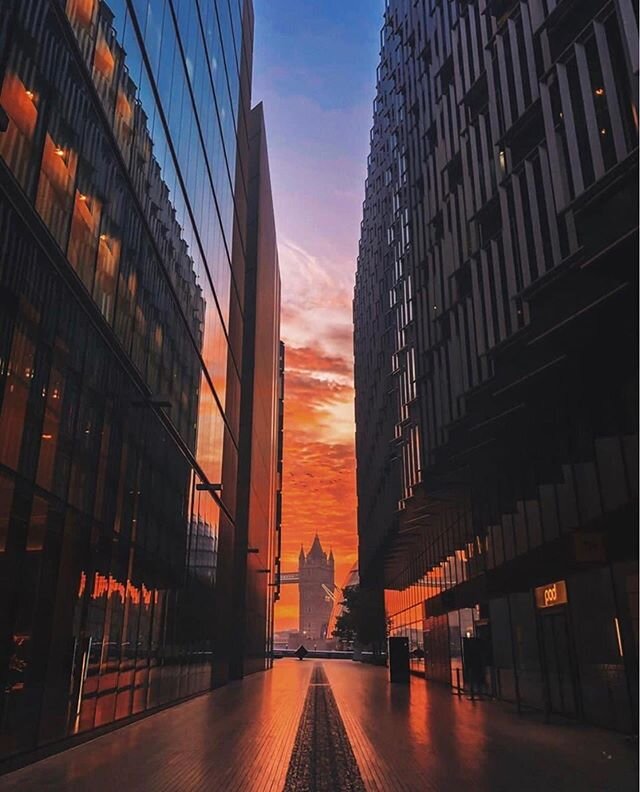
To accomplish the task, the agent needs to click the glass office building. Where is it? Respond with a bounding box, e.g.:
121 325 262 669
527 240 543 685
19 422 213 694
354 0 638 732
0 0 281 764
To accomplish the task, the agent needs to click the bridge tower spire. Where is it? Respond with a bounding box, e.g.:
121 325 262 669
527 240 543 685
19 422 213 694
298 535 335 644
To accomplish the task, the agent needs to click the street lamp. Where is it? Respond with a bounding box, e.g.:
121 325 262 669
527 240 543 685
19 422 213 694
196 483 223 492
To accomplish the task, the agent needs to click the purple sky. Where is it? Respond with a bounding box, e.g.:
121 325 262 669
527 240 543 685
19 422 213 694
252 0 383 360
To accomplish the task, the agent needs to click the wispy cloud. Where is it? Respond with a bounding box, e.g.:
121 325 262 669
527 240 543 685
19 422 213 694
279 236 354 364
251 0 383 632
285 345 352 380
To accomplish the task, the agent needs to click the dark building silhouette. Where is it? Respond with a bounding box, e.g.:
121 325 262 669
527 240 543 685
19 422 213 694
298 536 335 642
0 0 280 765
232 103 282 678
354 0 638 732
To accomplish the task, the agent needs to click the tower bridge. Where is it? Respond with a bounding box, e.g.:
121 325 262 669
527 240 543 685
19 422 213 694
279 535 335 642
279 573 339 600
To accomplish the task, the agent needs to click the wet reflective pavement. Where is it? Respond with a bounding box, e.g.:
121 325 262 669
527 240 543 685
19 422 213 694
0 660 636 791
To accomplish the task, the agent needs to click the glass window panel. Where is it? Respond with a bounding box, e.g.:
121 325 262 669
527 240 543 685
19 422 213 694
65 0 98 64
595 436 628 511
36 364 65 493
0 326 35 470
66 0 98 29
143 0 168 81
0 70 40 191
92 14 119 119
113 74 135 164
539 483 559 541
67 185 101 291
93 230 121 323
502 513 515 561
557 465 580 531
26 496 48 554
35 131 78 250
0 473 14 553
513 502 528 557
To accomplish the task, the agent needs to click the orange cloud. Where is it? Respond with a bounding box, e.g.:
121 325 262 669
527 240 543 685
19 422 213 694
286 372 351 420
275 342 358 632
285 345 353 379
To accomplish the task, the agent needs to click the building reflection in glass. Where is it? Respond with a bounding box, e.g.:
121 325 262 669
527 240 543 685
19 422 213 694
0 0 277 763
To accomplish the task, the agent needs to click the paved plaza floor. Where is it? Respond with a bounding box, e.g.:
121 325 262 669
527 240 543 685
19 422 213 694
0 660 636 791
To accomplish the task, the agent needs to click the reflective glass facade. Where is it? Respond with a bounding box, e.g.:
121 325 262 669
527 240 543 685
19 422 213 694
0 0 279 764
355 0 638 732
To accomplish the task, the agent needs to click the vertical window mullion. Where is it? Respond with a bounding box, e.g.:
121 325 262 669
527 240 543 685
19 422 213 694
491 238 508 341
540 151 560 259
593 20 628 162
575 42 605 179
522 6 540 101
556 62 585 195
524 160 546 273
496 36 513 131
612 0 639 86
540 80 568 210
511 173 532 289
480 248 496 350
471 258 486 357
507 19 526 116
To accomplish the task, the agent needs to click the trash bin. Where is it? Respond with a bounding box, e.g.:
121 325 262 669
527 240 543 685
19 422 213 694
462 636 485 696
388 636 410 683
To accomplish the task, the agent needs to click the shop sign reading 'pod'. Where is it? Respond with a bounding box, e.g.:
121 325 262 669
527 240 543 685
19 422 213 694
534 580 568 609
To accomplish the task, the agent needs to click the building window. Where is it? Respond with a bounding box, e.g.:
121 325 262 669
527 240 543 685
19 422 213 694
0 326 34 471
68 187 101 291
0 71 39 191
66 0 96 29
35 131 78 249
93 231 120 323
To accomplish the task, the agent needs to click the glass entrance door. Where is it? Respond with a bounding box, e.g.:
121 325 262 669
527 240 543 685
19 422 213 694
539 610 578 717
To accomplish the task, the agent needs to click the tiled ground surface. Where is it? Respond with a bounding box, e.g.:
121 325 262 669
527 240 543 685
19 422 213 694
0 661 312 792
0 660 636 792
325 662 637 792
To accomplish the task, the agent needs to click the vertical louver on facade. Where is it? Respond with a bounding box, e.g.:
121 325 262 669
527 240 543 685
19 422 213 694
354 0 638 732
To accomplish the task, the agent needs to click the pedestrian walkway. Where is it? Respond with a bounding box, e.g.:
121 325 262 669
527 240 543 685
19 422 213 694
0 660 636 792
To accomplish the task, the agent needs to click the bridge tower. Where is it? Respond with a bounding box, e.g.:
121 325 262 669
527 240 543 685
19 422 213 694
298 535 335 643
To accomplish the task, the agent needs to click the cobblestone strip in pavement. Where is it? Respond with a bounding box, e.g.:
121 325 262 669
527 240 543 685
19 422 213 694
283 664 366 792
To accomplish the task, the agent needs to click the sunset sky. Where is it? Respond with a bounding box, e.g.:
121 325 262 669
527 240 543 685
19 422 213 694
252 1 384 631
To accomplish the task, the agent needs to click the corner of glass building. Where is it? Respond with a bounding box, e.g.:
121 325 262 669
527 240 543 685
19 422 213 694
0 0 281 765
